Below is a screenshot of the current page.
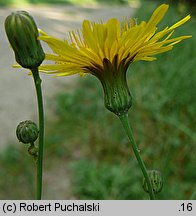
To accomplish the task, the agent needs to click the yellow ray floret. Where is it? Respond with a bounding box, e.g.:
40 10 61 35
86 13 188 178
38 4 191 76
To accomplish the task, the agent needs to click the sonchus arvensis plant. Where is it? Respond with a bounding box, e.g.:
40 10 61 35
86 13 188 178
38 4 191 199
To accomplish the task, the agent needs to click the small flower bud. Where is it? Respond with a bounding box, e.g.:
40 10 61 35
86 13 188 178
4 11 45 69
28 144 38 157
16 120 39 144
143 170 163 194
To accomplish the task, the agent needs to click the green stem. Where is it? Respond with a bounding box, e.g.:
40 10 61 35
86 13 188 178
119 113 155 200
31 68 44 200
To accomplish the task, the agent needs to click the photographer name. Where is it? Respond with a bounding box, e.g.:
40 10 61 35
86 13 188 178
19 202 100 212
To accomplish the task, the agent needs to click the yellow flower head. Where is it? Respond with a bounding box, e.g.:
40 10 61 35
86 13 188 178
39 4 191 115
39 4 191 77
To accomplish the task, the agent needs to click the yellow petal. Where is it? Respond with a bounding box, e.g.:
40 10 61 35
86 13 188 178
147 4 169 27
105 19 120 51
82 20 99 53
92 23 106 59
135 56 157 61
169 15 191 30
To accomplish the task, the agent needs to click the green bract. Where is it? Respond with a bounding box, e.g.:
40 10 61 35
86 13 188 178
4 11 45 69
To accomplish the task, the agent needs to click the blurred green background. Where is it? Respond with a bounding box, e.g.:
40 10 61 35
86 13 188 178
0 0 195 199
0 0 133 6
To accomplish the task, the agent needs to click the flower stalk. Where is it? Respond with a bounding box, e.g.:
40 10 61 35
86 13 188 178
31 67 44 200
119 113 155 200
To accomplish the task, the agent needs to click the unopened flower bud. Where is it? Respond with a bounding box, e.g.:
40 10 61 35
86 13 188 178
4 11 45 69
16 120 39 144
143 170 163 194
28 144 38 157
